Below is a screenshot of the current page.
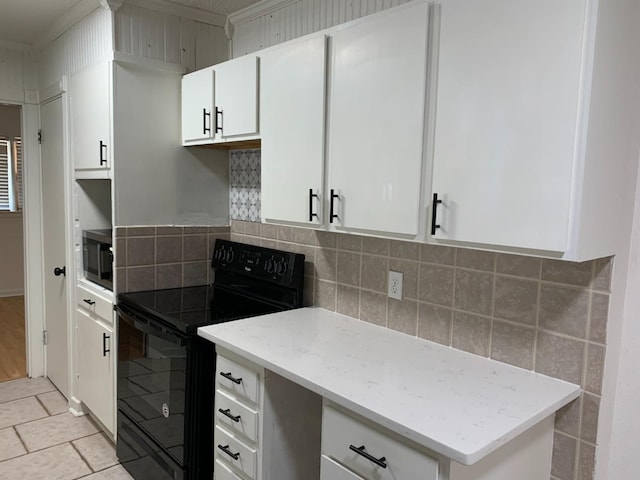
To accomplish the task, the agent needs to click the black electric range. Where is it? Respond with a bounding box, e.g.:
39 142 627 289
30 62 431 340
115 239 305 480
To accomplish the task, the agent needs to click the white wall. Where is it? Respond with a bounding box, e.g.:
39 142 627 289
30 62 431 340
0 214 24 296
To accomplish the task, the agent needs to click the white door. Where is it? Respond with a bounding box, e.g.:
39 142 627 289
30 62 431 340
261 35 327 226
40 97 69 397
181 67 215 144
215 56 259 138
326 1 429 236
430 0 585 252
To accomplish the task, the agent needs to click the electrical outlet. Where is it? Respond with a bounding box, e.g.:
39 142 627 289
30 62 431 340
388 271 403 300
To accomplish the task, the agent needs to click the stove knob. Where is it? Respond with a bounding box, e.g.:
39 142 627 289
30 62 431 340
265 257 275 273
216 247 224 260
225 249 234 263
277 260 288 275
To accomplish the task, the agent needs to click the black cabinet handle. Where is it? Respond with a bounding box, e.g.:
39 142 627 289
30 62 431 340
329 189 339 224
99 141 107 166
217 444 240 461
83 298 96 306
309 189 319 222
203 108 211 134
431 193 443 235
220 371 242 384
53 266 66 277
215 107 223 134
102 333 110 356
349 444 387 469
218 408 241 423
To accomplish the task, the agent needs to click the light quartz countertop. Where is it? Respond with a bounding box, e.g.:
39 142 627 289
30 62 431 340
198 307 580 465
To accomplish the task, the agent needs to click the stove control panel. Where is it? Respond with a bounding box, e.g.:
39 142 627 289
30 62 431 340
211 239 304 287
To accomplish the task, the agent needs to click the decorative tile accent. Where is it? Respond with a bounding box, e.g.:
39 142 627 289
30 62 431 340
229 149 261 222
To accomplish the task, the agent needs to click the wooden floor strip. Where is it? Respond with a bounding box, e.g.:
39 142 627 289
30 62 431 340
0 296 27 383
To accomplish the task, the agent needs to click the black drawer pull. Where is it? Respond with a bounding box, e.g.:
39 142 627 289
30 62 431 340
431 192 443 235
349 444 387 469
102 333 110 356
99 141 107 166
217 444 240 461
218 408 241 423
215 107 223 134
83 298 96 305
203 108 211 134
309 188 319 222
329 189 339 223
220 371 243 384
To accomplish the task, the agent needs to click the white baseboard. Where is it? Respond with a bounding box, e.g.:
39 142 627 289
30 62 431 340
69 396 86 416
0 289 25 297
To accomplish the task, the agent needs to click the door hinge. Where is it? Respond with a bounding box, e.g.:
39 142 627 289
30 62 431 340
42 330 48 345
37 130 42 144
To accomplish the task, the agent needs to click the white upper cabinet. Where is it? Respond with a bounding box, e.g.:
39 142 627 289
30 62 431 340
428 0 610 258
261 35 327 226
181 56 259 146
70 62 112 173
181 67 214 144
327 1 429 236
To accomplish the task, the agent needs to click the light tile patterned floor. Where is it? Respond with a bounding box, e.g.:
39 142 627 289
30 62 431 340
0 377 133 480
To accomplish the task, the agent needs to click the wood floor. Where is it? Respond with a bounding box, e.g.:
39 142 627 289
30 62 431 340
0 295 27 382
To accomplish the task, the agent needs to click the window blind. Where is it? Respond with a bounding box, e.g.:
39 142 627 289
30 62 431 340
0 140 9 210
14 137 22 210
0 137 22 211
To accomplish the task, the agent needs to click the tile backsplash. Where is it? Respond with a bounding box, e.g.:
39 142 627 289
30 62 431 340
231 219 612 480
114 225 230 293
229 149 261 222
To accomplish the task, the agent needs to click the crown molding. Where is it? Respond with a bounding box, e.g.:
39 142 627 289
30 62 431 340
33 0 102 50
228 0 298 26
123 0 227 27
100 0 124 10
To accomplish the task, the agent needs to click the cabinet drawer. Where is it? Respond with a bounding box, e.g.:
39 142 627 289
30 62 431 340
214 426 257 480
77 284 113 323
216 389 259 443
216 355 260 404
214 459 243 480
322 405 438 480
321 455 365 480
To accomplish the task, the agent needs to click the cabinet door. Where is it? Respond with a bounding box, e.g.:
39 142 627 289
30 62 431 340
215 56 259 138
261 35 327 225
327 1 429 236
430 0 585 252
181 67 214 143
77 308 114 432
70 62 111 171
321 455 365 480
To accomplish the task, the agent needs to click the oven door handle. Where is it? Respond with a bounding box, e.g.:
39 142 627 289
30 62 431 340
117 306 188 347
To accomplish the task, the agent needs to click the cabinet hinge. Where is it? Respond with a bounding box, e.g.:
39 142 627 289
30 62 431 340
37 130 42 144
42 330 48 345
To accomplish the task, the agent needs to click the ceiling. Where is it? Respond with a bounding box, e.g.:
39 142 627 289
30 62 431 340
0 0 262 47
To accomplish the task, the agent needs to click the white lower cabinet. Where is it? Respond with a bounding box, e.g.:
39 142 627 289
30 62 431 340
76 304 114 434
214 350 322 480
321 455 365 480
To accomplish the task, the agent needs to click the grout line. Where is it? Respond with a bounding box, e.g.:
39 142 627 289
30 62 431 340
69 440 95 473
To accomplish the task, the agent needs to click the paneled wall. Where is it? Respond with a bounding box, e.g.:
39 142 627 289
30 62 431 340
231 0 412 56
0 48 36 102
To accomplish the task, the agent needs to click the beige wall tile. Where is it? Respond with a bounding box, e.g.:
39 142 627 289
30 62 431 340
589 293 609 344
156 226 182 235
337 233 362 251
390 240 420 260
277 225 296 242
184 234 208 261
361 255 388 293
388 299 418 336
581 393 600 444
490 321 535 369
337 285 360 318
261 239 278 249
593 257 613 292
183 262 208 287
417 304 452 346
539 285 589 339
418 264 454 306
316 231 337 248
554 397 581 437
551 432 577 480
293 227 317 246
495 253 541 279
360 290 387 327
116 268 126 294
542 259 593 287
183 226 209 234
585 344 605 395
456 249 495 272
260 223 278 239
493 276 538 326
452 312 491 357
156 236 182 264
304 276 314 307
316 249 337 281
115 238 126 267
420 244 455 265
231 220 246 234
127 226 155 236
363 237 389 256
454 270 493 316
389 259 419 300
578 442 596 480
156 264 182 289
244 221 261 236
115 226 127 237
315 280 336 311
337 251 361 287
535 332 584 384
126 266 155 292
127 237 155 266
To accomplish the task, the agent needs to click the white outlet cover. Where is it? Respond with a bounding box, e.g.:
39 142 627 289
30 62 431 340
388 271 403 300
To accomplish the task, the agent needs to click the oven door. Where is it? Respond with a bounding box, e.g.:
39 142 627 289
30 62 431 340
117 307 190 466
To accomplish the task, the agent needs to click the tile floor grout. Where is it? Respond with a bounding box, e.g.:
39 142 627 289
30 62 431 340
0 377 133 480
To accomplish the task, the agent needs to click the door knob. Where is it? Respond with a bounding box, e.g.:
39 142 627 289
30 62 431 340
53 266 66 276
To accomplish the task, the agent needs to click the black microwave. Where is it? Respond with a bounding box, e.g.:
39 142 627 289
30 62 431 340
83 229 113 291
